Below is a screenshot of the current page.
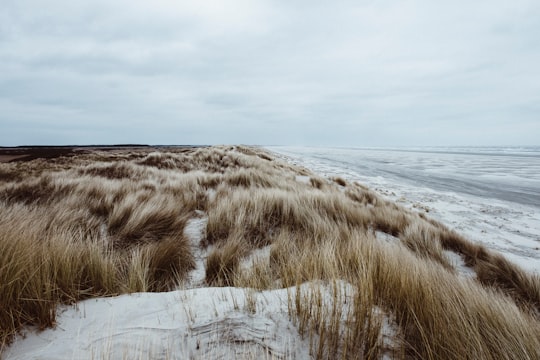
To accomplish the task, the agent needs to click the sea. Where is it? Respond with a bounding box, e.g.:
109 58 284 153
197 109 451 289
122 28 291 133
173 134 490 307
267 145 540 272
269 146 540 208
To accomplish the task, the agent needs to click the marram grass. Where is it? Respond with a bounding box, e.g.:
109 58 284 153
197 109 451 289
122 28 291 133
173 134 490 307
0 145 539 359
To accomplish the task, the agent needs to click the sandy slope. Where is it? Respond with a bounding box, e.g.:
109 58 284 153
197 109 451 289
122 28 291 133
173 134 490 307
5 287 313 360
6 209 311 360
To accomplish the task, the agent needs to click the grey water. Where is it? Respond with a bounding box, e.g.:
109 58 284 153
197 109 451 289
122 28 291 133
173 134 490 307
272 146 540 208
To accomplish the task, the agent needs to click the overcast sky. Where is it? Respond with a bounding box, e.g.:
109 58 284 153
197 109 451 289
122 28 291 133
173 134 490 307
1 0 539 146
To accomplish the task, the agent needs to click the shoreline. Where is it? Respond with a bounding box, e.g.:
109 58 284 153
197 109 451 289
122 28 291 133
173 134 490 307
268 146 540 273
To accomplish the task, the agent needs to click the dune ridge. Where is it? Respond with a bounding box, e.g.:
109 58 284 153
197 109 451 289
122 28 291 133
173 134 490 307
1 145 539 359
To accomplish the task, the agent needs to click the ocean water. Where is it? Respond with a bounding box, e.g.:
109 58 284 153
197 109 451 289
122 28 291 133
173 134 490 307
268 145 540 271
271 146 540 208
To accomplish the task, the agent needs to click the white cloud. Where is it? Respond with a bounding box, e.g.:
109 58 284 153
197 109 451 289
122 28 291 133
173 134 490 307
0 0 539 146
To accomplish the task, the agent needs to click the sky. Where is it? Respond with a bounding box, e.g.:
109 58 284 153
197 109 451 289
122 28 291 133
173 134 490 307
1 0 539 147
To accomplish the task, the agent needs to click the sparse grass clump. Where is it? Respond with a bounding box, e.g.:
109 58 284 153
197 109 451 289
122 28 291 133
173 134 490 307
400 223 453 270
1 145 539 359
205 233 250 286
331 176 347 186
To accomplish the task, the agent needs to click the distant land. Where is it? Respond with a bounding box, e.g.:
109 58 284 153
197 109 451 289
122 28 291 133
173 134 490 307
0 145 205 163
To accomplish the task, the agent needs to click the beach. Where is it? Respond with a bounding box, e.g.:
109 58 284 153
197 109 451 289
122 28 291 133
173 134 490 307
268 146 540 273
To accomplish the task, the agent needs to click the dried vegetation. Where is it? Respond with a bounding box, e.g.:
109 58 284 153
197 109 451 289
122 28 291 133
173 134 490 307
0 145 539 359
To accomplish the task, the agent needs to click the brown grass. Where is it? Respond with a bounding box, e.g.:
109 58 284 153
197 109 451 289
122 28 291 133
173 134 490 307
400 223 454 270
205 232 251 286
1 145 539 359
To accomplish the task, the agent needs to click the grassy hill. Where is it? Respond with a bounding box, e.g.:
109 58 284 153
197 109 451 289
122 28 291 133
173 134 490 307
1 145 539 359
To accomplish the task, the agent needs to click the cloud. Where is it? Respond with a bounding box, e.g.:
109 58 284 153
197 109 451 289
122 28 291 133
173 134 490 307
0 0 539 146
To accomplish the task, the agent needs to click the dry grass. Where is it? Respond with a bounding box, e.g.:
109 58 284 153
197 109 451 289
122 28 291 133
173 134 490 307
1 145 539 359
205 232 250 286
400 223 454 270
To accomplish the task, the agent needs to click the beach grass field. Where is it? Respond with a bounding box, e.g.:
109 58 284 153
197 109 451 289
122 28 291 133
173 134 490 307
1 145 539 359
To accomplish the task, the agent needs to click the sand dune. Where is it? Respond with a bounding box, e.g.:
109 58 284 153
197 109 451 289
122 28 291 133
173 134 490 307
1 146 539 359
